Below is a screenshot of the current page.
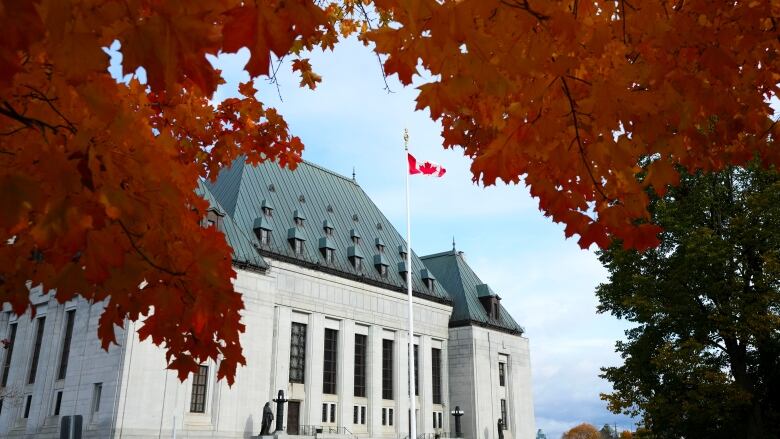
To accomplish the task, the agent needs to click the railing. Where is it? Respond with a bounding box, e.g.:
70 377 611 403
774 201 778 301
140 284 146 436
298 425 354 436
418 432 457 439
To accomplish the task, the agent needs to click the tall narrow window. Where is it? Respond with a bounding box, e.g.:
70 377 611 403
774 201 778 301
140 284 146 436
189 366 208 413
28 316 46 384
23 394 32 418
289 323 307 383
54 391 63 416
500 399 508 429
1 323 17 387
431 348 442 404
92 383 103 413
260 229 271 245
382 339 393 400
354 334 367 397
323 328 338 394
57 310 76 380
498 362 506 387
413 344 419 396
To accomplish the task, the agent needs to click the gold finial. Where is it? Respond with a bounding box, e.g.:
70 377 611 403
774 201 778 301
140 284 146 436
403 128 409 151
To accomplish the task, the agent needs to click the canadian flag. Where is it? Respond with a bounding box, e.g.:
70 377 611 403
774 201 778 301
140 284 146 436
408 153 446 177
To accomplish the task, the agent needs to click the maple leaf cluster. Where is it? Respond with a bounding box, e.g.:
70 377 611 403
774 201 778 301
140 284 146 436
1 0 778 382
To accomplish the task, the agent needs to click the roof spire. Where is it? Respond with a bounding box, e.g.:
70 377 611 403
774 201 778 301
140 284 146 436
452 236 456 252
352 166 356 181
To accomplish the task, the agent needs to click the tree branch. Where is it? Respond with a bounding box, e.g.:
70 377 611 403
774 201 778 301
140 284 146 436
560 76 611 202
117 220 186 276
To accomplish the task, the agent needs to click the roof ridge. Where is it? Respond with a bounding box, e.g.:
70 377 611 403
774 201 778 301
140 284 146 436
420 250 458 260
299 159 359 186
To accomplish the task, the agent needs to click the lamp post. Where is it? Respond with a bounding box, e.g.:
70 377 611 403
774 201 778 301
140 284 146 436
272 390 289 433
450 406 464 438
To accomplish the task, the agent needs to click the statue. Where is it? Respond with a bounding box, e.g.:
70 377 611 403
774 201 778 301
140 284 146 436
260 402 274 436
497 419 504 439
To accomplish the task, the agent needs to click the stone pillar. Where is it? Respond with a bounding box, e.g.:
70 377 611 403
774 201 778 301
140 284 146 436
271 307 292 402
396 330 409 438
305 314 325 426
420 335 432 435
338 320 355 430
368 325 383 437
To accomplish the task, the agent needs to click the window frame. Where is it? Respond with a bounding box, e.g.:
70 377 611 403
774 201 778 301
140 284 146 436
354 334 367 397
28 316 46 384
57 309 76 380
431 348 442 404
289 322 307 384
382 339 393 400
189 365 209 413
323 328 338 394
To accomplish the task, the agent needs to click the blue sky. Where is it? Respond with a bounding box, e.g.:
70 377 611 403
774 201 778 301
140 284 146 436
205 38 635 438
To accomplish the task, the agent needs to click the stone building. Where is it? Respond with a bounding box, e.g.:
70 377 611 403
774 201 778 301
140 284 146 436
0 159 535 439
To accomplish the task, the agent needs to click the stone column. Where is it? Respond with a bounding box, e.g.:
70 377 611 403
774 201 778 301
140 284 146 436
420 335 432 435
367 325 383 437
271 307 292 402
338 320 355 430
304 314 325 426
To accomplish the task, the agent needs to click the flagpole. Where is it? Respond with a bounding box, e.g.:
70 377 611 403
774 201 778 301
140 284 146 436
404 129 417 439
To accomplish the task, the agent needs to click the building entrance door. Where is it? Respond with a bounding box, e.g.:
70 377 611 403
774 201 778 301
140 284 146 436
287 401 300 434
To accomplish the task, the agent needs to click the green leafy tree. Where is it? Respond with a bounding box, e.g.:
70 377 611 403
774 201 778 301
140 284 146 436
597 165 780 438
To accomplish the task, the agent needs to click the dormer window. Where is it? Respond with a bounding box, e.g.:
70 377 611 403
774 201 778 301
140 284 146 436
319 237 335 263
374 254 389 278
253 217 273 246
348 244 364 271
203 208 224 231
259 229 271 245
288 227 306 255
294 210 306 227
421 269 436 293
476 284 502 320
261 199 274 217
351 229 361 245
398 245 407 261
375 238 385 253
323 220 334 237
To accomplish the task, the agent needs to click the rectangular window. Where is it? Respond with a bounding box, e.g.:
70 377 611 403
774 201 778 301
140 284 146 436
28 316 46 384
323 328 338 394
361 406 366 425
500 399 507 429
432 348 442 404
57 310 76 380
92 383 102 413
321 402 336 423
414 344 419 396
260 229 271 245
23 394 31 418
0 398 3 415
289 322 307 384
54 391 63 416
1 323 17 387
354 334 367 397
189 366 208 413
382 339 393 400
353 405 359 424
382 407 395 426
498 362 506 387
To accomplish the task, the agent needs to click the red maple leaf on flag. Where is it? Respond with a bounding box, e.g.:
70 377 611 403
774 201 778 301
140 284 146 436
419 161 438 175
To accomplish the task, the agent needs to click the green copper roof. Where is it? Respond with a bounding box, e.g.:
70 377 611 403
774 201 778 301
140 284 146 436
196 180 268 271
206 159 452 303
421 251 523 334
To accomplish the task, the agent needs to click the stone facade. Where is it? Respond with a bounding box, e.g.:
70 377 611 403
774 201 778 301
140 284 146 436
0 258 533 439
0 160 534 439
